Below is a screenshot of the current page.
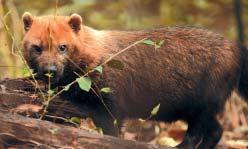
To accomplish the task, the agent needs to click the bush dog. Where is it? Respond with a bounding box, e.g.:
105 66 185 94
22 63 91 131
22 12 248 148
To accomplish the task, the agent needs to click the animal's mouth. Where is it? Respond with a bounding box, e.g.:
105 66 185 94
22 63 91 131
36 72 61 86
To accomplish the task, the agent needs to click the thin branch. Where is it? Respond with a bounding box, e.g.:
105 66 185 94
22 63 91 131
50 37 147 101
0 15 46 101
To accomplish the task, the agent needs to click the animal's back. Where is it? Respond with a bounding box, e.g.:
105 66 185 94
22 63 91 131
101 27 242 121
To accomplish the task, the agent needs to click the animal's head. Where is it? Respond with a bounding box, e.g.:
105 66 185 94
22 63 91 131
22 12 100 85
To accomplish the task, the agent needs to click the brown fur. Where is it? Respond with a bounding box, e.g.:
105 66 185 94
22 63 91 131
22 13 247 149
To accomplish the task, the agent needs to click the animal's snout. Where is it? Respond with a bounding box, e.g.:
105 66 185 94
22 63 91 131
43 65 57 77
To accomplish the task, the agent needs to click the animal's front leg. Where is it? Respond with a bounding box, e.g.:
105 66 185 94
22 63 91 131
91 105 122 137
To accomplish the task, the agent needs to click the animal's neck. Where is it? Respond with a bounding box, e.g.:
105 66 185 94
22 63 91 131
78 26 147 66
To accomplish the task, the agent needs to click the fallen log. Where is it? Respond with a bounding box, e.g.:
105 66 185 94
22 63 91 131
0 112 168 149
0 78 171 149
0 78 90 118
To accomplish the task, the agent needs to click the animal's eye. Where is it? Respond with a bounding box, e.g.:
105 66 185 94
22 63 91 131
58 44 67 53
31 44 42 53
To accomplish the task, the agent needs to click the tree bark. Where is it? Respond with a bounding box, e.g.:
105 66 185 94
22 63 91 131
0 112 169 149
0 78 171 149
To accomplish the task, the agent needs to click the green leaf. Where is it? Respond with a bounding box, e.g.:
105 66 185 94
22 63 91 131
64 84 71 91
155 44 160 49
70 117 81 124
113 119 117 126
45 72 53 78
97 127 103 135
22 68 32 77
158 40 164 46
42 101 49 107
143 39 155 46
76 77 92 92
107 59 124 70
143 39 164 49
100 87 111 93
151 104 160 116
94 66 103 73
47 89 54 96
155 40 164 49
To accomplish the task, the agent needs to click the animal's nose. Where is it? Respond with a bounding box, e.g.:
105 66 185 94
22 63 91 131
43 65 57 77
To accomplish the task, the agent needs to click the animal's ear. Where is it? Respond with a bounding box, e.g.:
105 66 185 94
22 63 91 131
68 13 82 32
22 12 33 32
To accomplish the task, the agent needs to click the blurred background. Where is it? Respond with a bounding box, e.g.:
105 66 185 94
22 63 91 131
0 0 247 148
